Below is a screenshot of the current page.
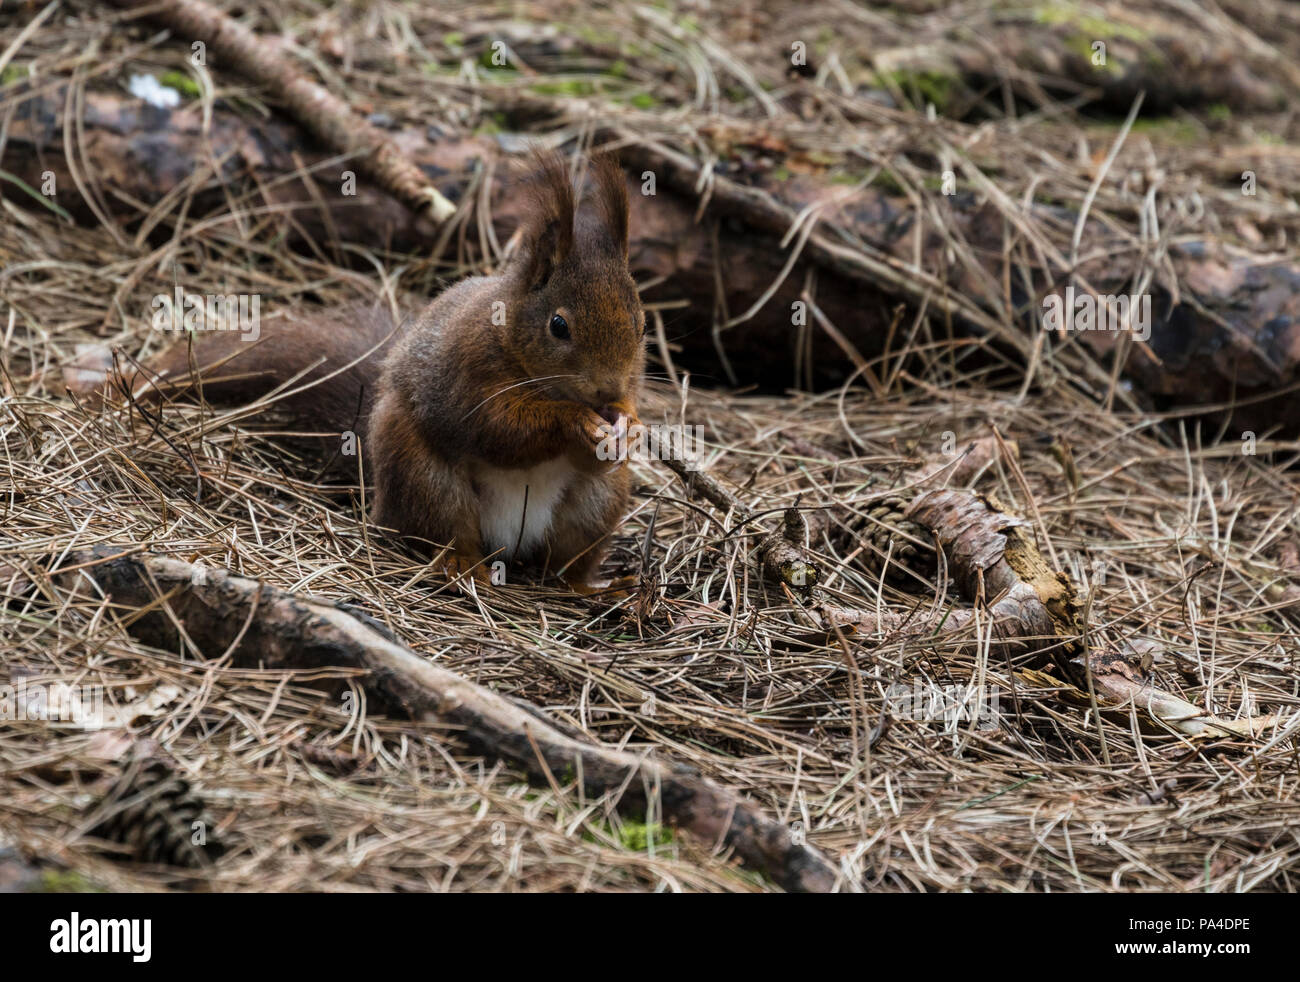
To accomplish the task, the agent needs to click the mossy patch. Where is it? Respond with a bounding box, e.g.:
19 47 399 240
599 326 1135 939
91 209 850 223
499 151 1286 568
1127 116 1202 143
1063 33 1126 76
582 818 674 852
530 78 597 97
472 111 509 136
1033 3 1149 42
31 869 103 893
159 70 200 99
477 48 519 74
1 63 29 86
874 68 956 112
616 821 673 851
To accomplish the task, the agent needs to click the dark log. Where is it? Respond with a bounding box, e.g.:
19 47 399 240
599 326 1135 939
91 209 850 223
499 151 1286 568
7 84 1300 432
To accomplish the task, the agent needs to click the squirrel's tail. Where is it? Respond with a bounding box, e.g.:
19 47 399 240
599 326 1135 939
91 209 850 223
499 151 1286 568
65 302 401 438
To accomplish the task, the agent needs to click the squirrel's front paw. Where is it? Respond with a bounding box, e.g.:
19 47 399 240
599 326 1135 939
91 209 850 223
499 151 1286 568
571 405 615 453
603 399 640 431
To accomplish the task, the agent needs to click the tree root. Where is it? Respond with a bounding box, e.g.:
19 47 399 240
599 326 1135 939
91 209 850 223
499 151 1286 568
40 546 847 893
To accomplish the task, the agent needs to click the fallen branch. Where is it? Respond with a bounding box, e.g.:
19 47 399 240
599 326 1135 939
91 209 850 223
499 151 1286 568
42 546 846 893
669 431 1276 740
11 80 1300 425
895 450 1275 739
104 0 456 223
661 449 822 593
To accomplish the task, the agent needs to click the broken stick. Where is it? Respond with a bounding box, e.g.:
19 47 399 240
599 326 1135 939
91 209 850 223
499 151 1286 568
105 0 456 222
44 546 846 892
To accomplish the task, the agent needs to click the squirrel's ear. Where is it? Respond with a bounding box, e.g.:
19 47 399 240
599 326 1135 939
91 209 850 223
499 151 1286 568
590 152 629 257
520 148 575 290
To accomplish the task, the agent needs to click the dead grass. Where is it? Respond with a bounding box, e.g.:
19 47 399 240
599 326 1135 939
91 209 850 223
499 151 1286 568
2 0 1300 892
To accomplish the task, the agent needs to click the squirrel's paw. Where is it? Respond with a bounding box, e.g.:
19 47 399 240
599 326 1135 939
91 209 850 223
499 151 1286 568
604 399 641 431
435 551 493 588
573 406 615 453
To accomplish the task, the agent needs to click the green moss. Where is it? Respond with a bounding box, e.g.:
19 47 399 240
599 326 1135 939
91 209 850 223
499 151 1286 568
628 92 657 109
1207 102 1231 123
473 111 508 136
530 78 597 97
31 870 103 893
1063 33 1124 76
1033 3 1148 42
477 48 518 74
875 68 956 112
159 70 200 98
828 171 864 186
867 170 907 195
1127 117 1202 143
617 821 673 851
0 63 28 85
607 59 628 78
580 817 674 851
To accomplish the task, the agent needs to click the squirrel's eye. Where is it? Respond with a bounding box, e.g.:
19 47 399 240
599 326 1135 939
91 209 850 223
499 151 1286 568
549 313 570 340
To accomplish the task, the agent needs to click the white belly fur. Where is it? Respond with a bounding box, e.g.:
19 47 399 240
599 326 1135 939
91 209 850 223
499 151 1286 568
475 457 576 560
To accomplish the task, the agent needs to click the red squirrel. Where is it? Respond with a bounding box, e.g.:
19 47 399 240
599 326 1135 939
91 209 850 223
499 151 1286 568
74 151 645 591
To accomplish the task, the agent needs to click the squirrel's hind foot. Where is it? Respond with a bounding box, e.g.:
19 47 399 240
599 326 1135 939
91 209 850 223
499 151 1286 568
434 550 494 589
562 573 636 599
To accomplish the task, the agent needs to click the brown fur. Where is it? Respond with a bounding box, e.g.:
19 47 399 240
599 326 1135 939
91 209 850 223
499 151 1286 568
91 151 644 588
370 149 644 584
132 302 400 431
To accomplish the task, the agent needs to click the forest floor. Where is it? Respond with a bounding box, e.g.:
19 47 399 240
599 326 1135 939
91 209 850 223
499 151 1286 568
3 0 1300 892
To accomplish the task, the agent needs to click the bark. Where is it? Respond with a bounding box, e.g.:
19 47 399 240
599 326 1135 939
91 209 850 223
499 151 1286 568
38 546 847 893
870 446 1273 738
870 20 1289 117
6 69 1300 428
101 0 455 222
672 433 1274 739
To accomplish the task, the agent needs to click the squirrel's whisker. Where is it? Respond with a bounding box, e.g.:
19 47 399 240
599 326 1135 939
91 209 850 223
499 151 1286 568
461 374 581 421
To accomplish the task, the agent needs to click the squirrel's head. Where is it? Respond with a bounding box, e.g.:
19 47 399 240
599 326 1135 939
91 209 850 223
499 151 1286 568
503 150 645 411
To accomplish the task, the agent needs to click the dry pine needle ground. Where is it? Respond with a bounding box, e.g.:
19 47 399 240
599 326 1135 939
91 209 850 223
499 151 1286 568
2 0 1300 892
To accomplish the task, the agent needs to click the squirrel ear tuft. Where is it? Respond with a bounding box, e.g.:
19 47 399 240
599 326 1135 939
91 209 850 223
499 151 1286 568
520 147 576 290
589 152 629 257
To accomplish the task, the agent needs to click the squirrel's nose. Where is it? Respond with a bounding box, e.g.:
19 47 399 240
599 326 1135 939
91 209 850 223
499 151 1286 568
592 387 618 407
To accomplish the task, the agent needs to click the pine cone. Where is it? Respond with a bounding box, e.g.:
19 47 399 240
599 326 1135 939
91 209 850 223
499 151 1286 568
854 496 935 581
89 752 223 869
